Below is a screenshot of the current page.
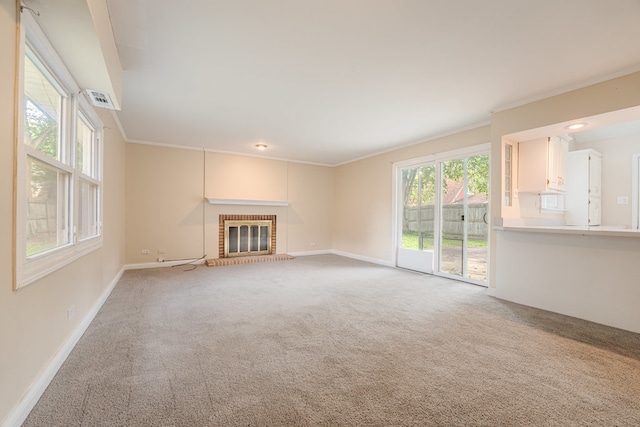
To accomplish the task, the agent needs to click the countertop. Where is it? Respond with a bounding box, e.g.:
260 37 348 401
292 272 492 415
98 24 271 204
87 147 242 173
494 223 640 238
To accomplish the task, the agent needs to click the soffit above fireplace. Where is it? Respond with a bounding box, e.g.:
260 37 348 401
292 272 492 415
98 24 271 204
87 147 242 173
206 198 289 207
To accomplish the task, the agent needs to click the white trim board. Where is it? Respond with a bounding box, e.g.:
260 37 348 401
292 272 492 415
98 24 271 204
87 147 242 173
287 250 333 257
124 258 207 270
330 250 395 268
392 142 491 169
2 267 125 427
206 198 289 207
633 153 639 230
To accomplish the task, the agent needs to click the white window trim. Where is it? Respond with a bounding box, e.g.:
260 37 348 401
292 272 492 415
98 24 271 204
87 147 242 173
633 153 640 230
14 11 103 290
391 143 491 286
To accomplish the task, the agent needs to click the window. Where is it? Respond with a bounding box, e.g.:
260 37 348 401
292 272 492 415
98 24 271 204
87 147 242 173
540 194 565 212
76 113 100 241
24 48 72 257
504 143 512 206
15 11 103 289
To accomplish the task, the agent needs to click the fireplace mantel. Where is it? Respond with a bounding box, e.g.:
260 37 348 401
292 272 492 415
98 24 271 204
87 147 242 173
206 198 289 207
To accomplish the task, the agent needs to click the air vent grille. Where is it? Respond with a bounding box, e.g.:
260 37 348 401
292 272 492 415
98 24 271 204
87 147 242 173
85 89 116 110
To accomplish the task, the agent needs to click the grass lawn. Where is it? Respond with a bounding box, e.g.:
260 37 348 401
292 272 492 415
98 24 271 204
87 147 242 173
26 240 57 257
401 230 487 250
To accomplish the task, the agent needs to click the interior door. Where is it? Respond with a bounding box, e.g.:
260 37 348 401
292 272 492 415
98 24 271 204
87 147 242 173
438 154 489 283
396 164 436 273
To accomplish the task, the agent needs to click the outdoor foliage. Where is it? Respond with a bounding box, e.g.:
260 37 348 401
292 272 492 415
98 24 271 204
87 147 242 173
443 156 489 197
402 155 489 208
25 99 59 200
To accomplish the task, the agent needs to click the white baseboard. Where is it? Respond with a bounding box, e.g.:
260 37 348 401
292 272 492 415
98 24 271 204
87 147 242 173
124 258 206 270
2 267 125 427
288 249 395 268
126 253 392 269
330 250 395 268
287 249 332 257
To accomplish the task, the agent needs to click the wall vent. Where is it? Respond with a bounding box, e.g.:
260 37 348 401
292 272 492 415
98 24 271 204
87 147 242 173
85 89 116 110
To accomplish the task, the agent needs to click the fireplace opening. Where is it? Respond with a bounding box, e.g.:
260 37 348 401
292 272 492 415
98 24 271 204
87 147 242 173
219 215 276 258
225 220 271 257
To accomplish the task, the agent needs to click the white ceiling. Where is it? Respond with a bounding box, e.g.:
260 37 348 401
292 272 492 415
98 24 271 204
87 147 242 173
573 119 640 144
105 0 640 165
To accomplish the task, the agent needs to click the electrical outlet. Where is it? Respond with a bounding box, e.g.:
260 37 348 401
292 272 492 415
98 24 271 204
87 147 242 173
67 305 76 321
310 242 316 247
141 249 150 255
617 196 629 205
157 249 165 254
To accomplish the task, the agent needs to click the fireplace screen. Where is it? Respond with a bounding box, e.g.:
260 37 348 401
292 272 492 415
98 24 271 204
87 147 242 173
224 220 272 257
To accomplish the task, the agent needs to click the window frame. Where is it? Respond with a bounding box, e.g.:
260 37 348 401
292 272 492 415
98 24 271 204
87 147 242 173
14 11 103 290
75 110 102 242
504 142 513 207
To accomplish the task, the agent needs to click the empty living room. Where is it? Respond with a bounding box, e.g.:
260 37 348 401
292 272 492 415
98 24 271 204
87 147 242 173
2 1 640 426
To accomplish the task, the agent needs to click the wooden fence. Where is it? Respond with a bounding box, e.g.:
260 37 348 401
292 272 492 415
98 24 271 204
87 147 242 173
403 203 488 240
27 200 57 238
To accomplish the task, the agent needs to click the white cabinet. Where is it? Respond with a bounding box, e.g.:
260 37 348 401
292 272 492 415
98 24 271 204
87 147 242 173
518 136 569 193
565 149 602 226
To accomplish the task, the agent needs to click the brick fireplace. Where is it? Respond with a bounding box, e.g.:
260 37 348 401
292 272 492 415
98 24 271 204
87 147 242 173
218 214 277 258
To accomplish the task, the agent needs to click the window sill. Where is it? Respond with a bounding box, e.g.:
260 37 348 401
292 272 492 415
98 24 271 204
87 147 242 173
18 236 103 289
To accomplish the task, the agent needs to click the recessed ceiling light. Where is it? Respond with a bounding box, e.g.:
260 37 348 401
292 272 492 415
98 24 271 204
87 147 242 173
566 122 587 130
255 143 268 150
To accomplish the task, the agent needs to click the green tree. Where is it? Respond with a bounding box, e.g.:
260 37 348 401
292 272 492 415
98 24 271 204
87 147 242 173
442 155 489 197
25 99 59 158
402 155 489 208
25 99 59 198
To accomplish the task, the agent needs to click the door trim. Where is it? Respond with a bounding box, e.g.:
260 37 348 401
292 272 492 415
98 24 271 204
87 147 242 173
392 143 490 286
633 153 640 229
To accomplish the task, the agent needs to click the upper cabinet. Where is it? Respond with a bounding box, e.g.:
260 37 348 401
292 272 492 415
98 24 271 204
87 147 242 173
518 135 569 193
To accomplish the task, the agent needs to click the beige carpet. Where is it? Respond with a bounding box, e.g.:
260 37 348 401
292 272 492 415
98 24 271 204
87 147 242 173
24 254 640 426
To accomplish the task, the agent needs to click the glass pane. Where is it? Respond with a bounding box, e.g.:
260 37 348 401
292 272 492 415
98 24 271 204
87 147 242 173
418 165 436 251
228 227 238 253
239 226 248 252
250 226 259 251
78 179 98 240
26 157 69 256
467 154 489 282
24 54 63 161
77 115 95 177
401 168 419 249
504 144 512 206
260 226 268 251
441 159 464 276
401 166 436 251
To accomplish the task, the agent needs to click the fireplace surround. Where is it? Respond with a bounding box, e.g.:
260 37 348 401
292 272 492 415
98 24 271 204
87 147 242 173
219 214 277 258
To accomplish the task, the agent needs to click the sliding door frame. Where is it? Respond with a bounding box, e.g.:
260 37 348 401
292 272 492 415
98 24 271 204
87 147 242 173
392 143 491 285
633 153 640 230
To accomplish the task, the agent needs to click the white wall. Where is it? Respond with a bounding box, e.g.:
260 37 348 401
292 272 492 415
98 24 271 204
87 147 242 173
495 231 640 333
572 132 640 227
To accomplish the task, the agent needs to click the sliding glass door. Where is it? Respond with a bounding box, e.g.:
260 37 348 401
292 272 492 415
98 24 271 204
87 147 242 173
397 164 437 274
439 155 489 282
396 147 489 285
